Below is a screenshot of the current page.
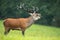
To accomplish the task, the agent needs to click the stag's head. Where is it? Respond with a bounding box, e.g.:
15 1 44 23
28 6 41 20
29 12 41 20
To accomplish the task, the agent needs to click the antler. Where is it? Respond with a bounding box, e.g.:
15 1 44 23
17 3 39 13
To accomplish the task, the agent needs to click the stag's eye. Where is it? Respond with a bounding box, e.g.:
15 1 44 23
36 14 39 16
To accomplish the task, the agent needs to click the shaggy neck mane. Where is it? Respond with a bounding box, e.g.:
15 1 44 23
26 16 35 28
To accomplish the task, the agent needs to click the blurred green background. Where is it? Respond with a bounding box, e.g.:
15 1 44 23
0 0 60 26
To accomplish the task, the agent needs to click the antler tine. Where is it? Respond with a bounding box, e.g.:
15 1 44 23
17 5 19 9
32 6 36 13
19 3 25 8
32 6 35 11
36 7 39 12
17 3 24 9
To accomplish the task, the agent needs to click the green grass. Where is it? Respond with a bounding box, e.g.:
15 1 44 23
0 20 60 40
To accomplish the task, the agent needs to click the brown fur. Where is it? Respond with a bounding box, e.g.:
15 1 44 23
3 17 32 35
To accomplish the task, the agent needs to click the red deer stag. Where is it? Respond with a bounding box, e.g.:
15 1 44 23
3 3 41 36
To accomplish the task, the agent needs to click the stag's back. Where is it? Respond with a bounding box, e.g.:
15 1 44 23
3 18 31 29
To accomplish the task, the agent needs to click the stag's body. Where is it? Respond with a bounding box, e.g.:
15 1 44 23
4 17 34 30
3 13 40 35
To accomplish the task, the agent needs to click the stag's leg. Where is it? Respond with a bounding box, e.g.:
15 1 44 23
21 29 25 36
22 31 25 36
4 27 10 35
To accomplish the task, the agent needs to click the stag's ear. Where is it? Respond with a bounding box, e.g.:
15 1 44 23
29 13 33 15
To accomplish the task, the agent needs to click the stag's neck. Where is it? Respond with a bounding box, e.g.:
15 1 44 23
27 16 35 28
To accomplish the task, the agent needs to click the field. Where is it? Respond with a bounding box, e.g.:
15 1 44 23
0 20 60 40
